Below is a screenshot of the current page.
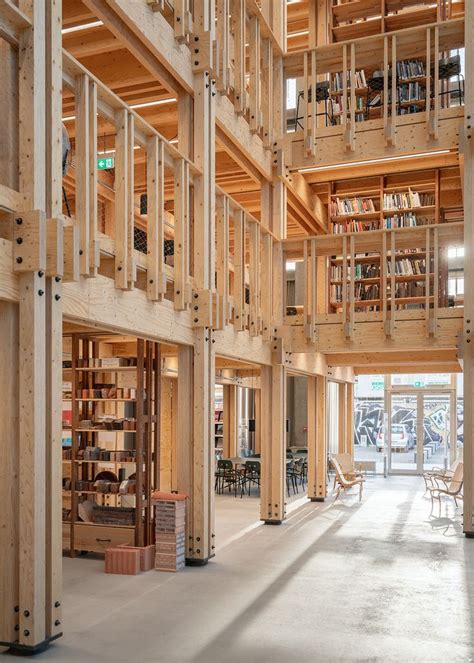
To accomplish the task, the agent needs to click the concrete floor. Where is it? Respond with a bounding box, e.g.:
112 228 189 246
2 476 473 662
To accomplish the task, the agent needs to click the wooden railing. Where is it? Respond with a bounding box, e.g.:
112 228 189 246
284 19 465 155
145 0 286 147
215 187 279 338
283 222 464 340
63 51 201 308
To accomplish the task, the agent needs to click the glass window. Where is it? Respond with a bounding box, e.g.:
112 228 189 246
286 78 297 110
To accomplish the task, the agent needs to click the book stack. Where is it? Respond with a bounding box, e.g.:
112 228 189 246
399 81 426 103
383 190 434 210
384 212 419 228
153 491 186 572
330 197 376 216
387 257 426 276
331 69 367 92
397 60 426 80
334 220 377 234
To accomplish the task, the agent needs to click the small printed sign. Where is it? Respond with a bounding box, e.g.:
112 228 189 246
97 156 114 170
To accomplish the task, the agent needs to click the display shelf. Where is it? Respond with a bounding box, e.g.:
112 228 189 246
62 333 161 556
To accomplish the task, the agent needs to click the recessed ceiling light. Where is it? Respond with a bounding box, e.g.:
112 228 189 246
62 21 103 34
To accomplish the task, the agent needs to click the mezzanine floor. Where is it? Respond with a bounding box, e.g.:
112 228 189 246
1 477 472 662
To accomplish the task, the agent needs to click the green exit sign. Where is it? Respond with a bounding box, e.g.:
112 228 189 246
97 156 114 170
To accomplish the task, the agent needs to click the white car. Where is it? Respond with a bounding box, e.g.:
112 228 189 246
376 424 415 452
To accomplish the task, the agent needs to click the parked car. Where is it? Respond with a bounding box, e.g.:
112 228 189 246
376 424 415 452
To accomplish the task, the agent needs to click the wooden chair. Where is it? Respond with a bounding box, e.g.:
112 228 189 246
423 459 460 492
331 453 364 490
331 456 365 502
428 461 463 516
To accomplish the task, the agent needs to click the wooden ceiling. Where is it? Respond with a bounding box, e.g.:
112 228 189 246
61 0 314 237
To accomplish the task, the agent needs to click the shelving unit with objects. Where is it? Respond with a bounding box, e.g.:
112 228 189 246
329 0 458 44
62 334 161 555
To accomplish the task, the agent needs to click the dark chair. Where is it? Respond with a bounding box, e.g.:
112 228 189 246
286 460 298 496
434 54 464 108
294 81 333 131
215 460 240 496
240 461 261 498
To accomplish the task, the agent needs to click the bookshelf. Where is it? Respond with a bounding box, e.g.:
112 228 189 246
328 59 429 126
330 1 446 44
62 334 161 555
329 247 434 313
329 171 440 234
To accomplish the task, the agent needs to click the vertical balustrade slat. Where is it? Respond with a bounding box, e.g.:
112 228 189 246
174 158 189 310
342 44 348 130
390 231 396 337
261 39 273 149
75 74 90 276
349 234 355 339
433 26 440 139
310 49 317 155
260 233 273 340
383 36 389 134
216 194 230 327
426 28 431 136
382 231 388 332
231 0 246 115
425 226 431 324
349 42 355 150
304 239 310 332
146 136 166 301
249 220 260 335
342 234 347 324
303 51 309 147
127 112 136 288
391 35 397 145
249 16 261 133
311 239 317 341
433 226 439 337
216 0 230 93
88 79 99 276
233 209 246 331
114 108 129 289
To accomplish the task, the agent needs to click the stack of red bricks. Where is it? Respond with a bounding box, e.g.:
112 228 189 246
152 491 186 572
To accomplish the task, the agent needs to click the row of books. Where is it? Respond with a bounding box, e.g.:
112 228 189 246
330 197 376 216
331 69 367 92
399 82 426 103
384 213 430 229
383 190 435 210
396 60 426 80
394 283 425 298
387 258 426 276
330 95 365 114
333 221 378 234
330 263 379 281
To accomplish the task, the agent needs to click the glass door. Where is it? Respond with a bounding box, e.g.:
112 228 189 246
387 390 455 475
387 393 419 474
421 393 451 472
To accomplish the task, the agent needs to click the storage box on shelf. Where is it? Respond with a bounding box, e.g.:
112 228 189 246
62 334 161 555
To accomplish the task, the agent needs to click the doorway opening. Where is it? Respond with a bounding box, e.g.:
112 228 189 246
354 373 462 477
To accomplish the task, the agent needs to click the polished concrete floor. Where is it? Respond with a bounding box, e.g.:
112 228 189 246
2 476 473 662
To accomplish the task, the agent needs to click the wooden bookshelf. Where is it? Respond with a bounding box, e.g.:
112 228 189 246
330 0 452 43
62 334 161 555
328 170 445 234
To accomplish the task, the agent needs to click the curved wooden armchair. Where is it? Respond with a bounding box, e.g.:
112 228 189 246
428 461 463 516
423 460 460 492
331 453 364 490
331 456 365 502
